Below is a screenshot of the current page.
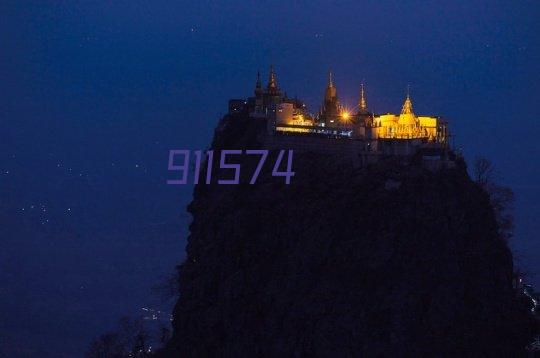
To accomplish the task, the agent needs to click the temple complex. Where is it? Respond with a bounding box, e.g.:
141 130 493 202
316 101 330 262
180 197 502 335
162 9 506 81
228 66 452 165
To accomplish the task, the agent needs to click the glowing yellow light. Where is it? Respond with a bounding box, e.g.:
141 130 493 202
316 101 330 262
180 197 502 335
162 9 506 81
341 111 350 120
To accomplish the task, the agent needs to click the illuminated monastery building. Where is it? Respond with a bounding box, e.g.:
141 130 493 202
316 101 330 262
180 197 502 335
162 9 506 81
228 66 453 167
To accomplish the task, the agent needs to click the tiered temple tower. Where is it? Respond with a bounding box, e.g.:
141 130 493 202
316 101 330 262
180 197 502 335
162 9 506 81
358 84 367 114
263 65 283 107
396 92 419 137
250 65 284 116
319 72 343 126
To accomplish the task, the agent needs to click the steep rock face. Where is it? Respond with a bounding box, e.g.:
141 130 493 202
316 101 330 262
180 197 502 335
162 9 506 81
164 114 534 356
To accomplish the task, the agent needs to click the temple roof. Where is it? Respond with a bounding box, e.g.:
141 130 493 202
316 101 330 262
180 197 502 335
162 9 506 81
398 93 417 126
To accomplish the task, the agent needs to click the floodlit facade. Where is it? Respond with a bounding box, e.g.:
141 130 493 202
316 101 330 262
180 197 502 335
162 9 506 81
370 95 448 143
228 66 451 160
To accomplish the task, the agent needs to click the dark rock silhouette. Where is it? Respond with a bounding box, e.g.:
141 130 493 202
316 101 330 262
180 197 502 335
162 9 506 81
162 114 535 356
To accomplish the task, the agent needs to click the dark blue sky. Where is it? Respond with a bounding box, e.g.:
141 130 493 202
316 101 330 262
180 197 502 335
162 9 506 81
1 1 539 356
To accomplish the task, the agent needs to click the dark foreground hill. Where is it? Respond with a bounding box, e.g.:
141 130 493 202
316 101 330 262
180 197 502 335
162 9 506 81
161 114 536 356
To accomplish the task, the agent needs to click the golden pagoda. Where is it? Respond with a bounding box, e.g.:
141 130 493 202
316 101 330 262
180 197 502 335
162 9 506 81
371 89 441 141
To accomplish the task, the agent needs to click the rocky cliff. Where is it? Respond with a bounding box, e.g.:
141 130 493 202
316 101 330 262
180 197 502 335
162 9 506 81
162 113 535 356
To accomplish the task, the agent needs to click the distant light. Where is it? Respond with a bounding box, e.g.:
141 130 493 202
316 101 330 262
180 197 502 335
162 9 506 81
342 111 350 120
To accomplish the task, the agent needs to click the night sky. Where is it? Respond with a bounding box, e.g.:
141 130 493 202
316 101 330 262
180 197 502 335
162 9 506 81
1 1 539 356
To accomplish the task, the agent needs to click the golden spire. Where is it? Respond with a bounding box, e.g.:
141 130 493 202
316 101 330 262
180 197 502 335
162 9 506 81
324 71 337 102
359 83 367 112
401 86 413 115
268 65 277 89
398 85 417 127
